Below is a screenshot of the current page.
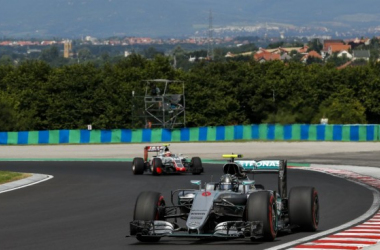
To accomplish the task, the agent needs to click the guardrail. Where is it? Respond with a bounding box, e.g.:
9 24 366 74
0 124 379 145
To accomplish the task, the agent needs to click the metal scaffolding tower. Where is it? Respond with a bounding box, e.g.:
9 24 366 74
132 79 186 129
207 10 214 60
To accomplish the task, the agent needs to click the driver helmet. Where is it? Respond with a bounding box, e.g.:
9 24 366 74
219 174 237 191
165 151 171 157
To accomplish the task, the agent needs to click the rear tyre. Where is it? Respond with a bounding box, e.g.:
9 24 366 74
151 158 162 175
246 191 277 241
191 157 203 175
132 157 145 175
289 186 319 232
134 191 166 242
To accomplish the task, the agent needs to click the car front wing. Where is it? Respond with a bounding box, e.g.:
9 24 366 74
129 220 263 239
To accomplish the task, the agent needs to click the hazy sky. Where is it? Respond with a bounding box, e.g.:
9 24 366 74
1 0 380 37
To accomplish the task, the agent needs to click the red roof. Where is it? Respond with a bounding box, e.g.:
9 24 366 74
0 41 12 46
323 41 344 51
328 44 351 53
301 50 322 61
307 50 322 59
337 61 353 70
298 46 309 53
254 50 281 61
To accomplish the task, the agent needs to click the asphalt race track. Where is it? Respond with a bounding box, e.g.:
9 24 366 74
0 160 375 250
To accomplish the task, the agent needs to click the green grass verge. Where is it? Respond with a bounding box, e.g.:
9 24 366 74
0 171 31 185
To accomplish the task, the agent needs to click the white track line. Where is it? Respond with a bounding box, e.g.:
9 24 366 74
0 174 54 194
266 167 380 250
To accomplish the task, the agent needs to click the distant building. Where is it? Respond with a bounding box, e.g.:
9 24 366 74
0 41 12 46
337 50 352 59
124 51 132 57
280 53 291 61
352 50 370 61
225 52 235 58
322 39 345 51
27 48 41 54
321 39 352 57
63 40 72 58
254 49 281 62
301 50 322 63
188 56 196 62
346 37 371 50
40 40 57 45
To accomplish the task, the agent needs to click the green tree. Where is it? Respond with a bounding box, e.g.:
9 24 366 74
43 63 102 129
0 55 12 65
306 56 323 65
77 48 93 61
289 51 303 62
0 49 379 131
40 45 59 62
307 39 323 54
1 60 52 130
185 61 248 126
143 47 164 59
369 49 379 62
0 93 17 131
267 41 284 49
312 89 366 124
326 52 351 67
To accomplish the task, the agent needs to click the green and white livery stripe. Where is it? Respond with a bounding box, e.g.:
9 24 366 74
236 160 280 171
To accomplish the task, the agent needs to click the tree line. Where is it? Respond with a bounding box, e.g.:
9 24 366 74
1 54 380 132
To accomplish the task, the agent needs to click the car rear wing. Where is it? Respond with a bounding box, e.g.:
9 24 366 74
236 160 281 173
144 146 165 152
222 154 288 199
222 154 282 173
143 144 170 161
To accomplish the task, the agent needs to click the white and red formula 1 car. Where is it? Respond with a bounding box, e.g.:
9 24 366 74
132 144 203 175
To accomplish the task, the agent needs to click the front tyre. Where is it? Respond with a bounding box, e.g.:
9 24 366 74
133 191 166 242
151 158 162 175
246 191 277 241
132 157 145 175
289 186 319 232
191 157 203 175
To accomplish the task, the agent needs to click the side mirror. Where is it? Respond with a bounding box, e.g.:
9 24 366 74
241 180 255 193
242 180 255 185
190 180 201 190
191 180 201 185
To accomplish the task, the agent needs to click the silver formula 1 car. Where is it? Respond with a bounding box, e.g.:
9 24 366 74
129 154 319 242
132 144 204 175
